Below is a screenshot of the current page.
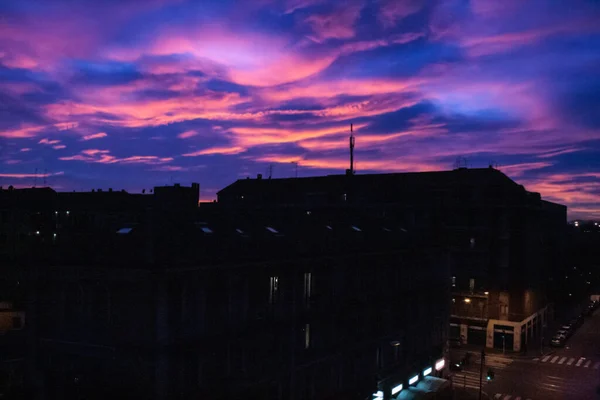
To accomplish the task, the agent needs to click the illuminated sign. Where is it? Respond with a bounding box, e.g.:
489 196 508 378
435 359 445 371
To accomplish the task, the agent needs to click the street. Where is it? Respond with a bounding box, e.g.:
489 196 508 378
450 308 600 399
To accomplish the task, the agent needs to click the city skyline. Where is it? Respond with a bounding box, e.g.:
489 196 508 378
1 0 599 219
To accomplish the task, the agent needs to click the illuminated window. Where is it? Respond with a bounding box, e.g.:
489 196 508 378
269 276 279 304
351 226 361 232
304 323 311 349
304 272 312 306
266 226 279 234
452 276 456 287
201 227 213 234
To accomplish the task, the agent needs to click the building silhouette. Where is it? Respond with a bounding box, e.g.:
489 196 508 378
1 182 450 400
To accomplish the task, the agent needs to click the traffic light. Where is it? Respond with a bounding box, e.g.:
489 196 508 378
486 368 495 381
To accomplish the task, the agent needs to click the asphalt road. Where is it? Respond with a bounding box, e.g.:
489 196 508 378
450 308 600 399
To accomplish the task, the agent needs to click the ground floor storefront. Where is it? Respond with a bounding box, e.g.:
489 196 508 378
450 304 553 353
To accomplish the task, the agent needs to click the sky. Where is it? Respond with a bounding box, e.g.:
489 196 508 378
0 0 599 219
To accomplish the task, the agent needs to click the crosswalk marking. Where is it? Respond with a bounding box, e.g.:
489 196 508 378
558 357 567 364
576 358 584 366
594 362 600 369
541 355 551 362
584 360 591 368
567 358 574 365
550 356 559 363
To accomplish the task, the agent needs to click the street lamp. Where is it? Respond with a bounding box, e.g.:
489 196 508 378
464 298 471 303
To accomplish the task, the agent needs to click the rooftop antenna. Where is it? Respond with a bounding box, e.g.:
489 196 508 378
349 123 355 175
268 164 273 179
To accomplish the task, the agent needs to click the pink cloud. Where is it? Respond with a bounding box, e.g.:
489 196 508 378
81 132 107 141
38 138 61 145
183 146 245 157
52 145 66 150
497 162 553 177
177 130 199 139
304 3 363 40
378 0 424 28
60 150 172 165
0 171 64 178
20 148 31 152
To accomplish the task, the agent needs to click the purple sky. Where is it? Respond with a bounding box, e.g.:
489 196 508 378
1 0 599 219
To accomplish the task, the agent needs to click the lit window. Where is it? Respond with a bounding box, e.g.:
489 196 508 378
266 226 279 234
116 228 132 234
304 323 310 349
269 276 279 304
66 211 70 215
451 276 456 287
435 359 445 371
304 272 312 305
201 227 213 234
409 375 419 385
342 193 347 202
423 367 432 376
326 225 333 230
351 226 361 232
35 231 40 235
391 384 403 395
470 237 475 248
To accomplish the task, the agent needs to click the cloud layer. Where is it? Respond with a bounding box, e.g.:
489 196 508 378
1 0 599 218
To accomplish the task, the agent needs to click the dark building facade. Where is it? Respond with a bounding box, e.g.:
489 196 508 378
1 184 450 400
218 167 567 352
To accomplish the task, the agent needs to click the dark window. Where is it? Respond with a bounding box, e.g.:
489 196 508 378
12 316 22 329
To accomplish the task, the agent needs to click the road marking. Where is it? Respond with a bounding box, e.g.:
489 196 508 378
558 357 567 364
567 357 575 365
550 356 559 363
541 355 551 362
594 362 600 370
585 360 591 368
576 358 585 366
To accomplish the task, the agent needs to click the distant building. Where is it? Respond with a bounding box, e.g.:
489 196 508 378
2 184 450 400
218 167 568 352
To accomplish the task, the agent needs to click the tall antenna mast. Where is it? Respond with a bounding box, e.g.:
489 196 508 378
349 123 355 175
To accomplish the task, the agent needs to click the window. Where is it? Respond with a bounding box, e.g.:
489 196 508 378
470 237 476 249
201 227 213 234
303 272 312 306
269 276 279 304
452 276 456 287
266 226 279 234
12 316 22 330
469 278 475 292
304 323 311 349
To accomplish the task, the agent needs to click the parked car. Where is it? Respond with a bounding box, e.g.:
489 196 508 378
550 335 567 347
556 329 570 338
570 317 583 329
